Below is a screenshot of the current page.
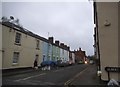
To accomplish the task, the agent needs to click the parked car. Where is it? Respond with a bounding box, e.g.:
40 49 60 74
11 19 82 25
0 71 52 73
89 60 94 64
68 60 74 65
56 60 69 67
78 60 84 64
41 60 57 67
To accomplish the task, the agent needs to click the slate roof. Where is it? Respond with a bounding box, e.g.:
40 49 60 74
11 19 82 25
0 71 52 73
1 21 70 51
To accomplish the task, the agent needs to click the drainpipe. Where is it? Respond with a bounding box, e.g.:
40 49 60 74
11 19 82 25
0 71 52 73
94 2 102 80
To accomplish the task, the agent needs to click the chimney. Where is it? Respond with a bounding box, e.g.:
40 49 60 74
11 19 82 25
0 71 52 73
67 46 70 51
48 37 53 43
64 45 67 49
83 51 86 55
79 48 81 51
55 40 59 46
60 43 64 48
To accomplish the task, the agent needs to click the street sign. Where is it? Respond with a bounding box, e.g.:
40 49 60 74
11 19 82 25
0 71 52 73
105 67 120 72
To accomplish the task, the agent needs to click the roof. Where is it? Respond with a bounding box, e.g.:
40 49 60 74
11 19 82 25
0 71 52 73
1 21 48 43
1 21 70 51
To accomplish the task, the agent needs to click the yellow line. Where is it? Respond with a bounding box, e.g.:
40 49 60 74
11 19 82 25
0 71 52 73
64 66 89 86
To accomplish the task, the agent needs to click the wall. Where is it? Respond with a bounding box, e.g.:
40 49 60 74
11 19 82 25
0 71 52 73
72 53 75 63
48 43 52 61
118 2 120 81
60 48 64 61
0 24 2 70
96 2 119 81
2 25 42 69
0 23 2 87
52 45 56 61
56 46 60 61
42 41 48 61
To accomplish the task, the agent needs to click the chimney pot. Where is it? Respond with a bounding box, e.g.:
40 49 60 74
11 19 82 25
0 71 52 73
48 37 54 43
55 40 59 46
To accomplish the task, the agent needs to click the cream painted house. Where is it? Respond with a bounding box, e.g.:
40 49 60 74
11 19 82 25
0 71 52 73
1 21 74 70
1 22 43 69
94 2 120 82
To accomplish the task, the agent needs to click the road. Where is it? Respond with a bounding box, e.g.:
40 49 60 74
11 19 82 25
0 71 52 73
2 64 90 85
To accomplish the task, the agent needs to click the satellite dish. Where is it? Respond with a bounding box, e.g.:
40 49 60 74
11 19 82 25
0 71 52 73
1 16 8 22
10 16 14 20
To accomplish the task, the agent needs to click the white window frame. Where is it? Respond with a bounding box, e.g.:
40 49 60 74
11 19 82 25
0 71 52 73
15 32 21 44
12 52 20 64
43 54 45 61
36 40 40 49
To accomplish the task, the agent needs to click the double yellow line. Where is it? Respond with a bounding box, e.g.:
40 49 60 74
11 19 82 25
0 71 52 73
64 66 89 86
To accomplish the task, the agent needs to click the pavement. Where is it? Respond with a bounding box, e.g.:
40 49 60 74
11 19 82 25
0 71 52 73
2 68 35 76
2 66 58 77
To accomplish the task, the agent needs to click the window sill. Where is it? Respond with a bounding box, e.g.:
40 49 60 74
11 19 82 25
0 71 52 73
36 48 40 50
12 63 18 66
14 43 21 46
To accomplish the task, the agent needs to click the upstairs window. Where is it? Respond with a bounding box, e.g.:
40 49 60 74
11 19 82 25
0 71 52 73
62 49 64 55
15 32 21 45
36 40 40 50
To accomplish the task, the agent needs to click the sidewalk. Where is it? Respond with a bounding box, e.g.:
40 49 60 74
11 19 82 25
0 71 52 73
2 66 62 77
69 64 107 86
2 67 38 76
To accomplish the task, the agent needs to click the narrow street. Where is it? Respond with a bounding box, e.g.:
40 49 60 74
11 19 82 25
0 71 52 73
3 64 91 85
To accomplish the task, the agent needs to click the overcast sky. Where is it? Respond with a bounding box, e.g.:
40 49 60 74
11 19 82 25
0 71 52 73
2 1 94 56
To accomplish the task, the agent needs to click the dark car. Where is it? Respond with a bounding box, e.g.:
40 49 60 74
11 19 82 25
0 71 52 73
56 60 69 67
41 60 57 67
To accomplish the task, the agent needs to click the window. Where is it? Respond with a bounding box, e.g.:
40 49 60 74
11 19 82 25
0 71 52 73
57 57 58 61
56 47 58 54
36 40 40 49
13 52 19 64
15 32 21 44
48 55 50 61
43 55 45 61
62 49 64 55
35 55 39 61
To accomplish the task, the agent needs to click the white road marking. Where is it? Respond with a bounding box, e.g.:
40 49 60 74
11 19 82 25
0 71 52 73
53 69 64 72
15 73 46 82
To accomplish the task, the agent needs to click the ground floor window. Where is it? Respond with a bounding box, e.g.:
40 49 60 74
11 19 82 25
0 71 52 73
48 55 51 61
35 54 39 61
43 55 45 61
13 52 20 64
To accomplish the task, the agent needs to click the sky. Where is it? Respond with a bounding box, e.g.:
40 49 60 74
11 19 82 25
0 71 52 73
1 0 94 56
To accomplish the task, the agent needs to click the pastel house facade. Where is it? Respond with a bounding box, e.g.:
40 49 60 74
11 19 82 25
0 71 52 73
2 22 43 69
1 21 76 70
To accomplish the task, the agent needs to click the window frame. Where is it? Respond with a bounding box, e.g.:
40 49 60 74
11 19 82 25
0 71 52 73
36 40 40 50
15 32 21 46
12 52 20 64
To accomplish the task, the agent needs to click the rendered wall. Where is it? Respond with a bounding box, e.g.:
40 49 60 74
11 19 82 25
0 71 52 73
96 2 119 81
2 25 42 69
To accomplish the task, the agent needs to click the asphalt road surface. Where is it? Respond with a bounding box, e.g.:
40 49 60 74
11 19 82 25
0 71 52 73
2 64 89 85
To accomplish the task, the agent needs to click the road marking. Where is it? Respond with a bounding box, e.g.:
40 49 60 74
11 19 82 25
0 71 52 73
15 73 46 82
64 66 89 86
44 82 56 85
53 69 64 72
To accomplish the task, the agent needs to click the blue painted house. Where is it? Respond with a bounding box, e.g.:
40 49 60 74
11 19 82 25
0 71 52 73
42 40 48 62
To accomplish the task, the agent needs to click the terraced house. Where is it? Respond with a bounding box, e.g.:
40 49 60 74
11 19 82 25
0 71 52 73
1 21 74 70
94 2 120 82
1 22 43 69
52 40 60 61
